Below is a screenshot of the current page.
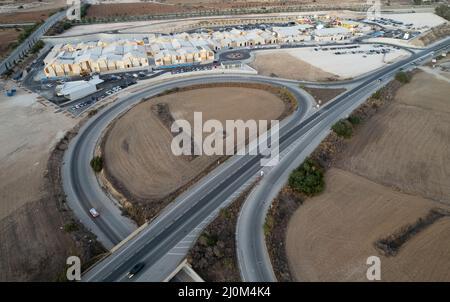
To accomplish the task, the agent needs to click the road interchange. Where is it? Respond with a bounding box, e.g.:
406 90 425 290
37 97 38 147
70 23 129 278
61 37 449 282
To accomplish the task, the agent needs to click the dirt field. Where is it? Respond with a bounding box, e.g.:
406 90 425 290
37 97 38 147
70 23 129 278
286 168 450 282
85 3 191 19
286 71 450 281
103 86 286 203
0 1 66 14
0 86 82 281
336 71 450 204
0 28 21 59
250 52 339 82
0 8 57 23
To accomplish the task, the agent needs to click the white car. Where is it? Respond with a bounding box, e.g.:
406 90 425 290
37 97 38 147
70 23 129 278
89 208 100 218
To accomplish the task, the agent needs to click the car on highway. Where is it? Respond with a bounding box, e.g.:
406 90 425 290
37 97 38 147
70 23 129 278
128 262 145 279
89 208 100 218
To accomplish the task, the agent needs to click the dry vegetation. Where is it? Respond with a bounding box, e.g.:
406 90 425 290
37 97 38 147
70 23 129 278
413 23 450 47
0 8 57 23
102 83 295 225
187 182 257 282
280 71 450 281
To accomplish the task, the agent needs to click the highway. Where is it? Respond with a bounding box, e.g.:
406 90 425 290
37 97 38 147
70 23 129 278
0 11 66 75
237 37 450 282
63 74 314 248
64 37 449 281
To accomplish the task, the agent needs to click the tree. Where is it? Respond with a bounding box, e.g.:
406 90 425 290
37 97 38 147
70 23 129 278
90 156 103 173
332 119 353 138
288 158 325 196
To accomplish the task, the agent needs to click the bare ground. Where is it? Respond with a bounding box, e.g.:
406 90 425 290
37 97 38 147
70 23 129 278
0 87 105 281
335 71 450 205
250 52 339 82
285 71 450 281
0 28 22 59
102 84 295 224
286 168 450 282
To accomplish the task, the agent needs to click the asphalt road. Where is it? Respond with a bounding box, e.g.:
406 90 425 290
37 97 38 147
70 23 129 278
66 37 449 281
236 37 450 282
63 74 312 250
0 11 66 75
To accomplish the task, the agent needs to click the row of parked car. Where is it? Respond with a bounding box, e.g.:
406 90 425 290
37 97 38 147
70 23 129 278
106 86 122 95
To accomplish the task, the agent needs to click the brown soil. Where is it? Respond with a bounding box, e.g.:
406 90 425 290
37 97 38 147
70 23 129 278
102 83 294 225
0 28 22 59
0 8 57 23
336 72 450 205
286 168 450 282
85 3 192 19
250 52 339 82
0 88 106 281
285 71 450 281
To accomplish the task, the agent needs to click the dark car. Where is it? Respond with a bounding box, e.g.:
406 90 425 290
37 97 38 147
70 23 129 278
128 262 145 279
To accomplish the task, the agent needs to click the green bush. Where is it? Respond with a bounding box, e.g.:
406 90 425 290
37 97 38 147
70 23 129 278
288 158 325 196
347 115 361 126
90 156 103 173
63 222 79 233
332 119 353 138
435 4 450 21
31 40 45 54
201 233 218 247
395 71 411 84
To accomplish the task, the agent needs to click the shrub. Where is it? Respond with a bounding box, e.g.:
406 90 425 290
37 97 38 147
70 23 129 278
332 119 353 138
371 89 382 100
88 109 98 117
435 4 450 21
201 233 218 247
64 222 79 233
263 215 274 236
90 156 103 173
347 115 361 126
31 40 45 54
288 158 325 196
395 71 411 84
